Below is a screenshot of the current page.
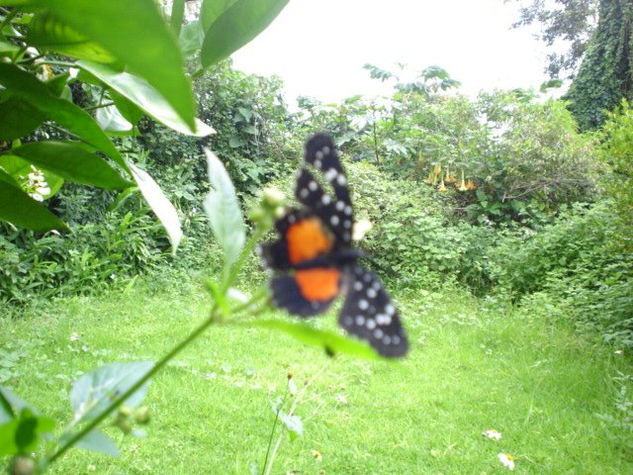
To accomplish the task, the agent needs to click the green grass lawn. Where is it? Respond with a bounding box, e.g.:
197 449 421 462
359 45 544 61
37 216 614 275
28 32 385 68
1 276 632 474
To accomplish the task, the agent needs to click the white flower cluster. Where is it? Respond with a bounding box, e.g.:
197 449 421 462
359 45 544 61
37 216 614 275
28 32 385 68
26 166 51 201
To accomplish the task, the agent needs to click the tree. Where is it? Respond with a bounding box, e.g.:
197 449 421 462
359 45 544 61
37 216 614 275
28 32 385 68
564 0 633 129
508 0 599 78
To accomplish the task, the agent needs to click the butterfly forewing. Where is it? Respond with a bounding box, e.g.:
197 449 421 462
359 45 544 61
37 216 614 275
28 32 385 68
339 265 408 357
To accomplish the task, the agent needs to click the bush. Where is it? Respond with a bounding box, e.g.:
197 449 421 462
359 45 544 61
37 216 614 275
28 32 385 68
491 202 633 349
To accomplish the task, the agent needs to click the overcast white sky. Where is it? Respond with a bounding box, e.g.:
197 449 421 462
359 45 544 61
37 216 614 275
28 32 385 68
230 0 548 105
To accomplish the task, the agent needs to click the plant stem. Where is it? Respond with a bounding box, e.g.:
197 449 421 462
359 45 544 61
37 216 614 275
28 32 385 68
46 305 219 466
221 227 266 293
261 395 286 475
263 361 332 475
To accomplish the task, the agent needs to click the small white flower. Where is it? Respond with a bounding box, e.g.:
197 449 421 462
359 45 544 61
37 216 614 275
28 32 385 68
482 429 502 440
352 219 372 241
288 377 297 396
498 453 515 470
70 332 80 342
336 394 348 405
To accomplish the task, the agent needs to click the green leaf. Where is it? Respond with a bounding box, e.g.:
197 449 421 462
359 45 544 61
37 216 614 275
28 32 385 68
170 0 185 36
179 20 205 57
0 97 46 141
128 162 183 251
109 90 144 126
0 167 21 189
77 61 214 137
7 141 131 189
203 149 245 268
0 408 54 456
200 0 289 68
74 429 120 457
0 63 125 170
278 410 302 438
22 0 196 131
27 10 116 63
248 320 380 360
200 0 237 30
0 155 63 199
70 361 153 425
0 38 20 57
0 387 15 424
0 180 68 231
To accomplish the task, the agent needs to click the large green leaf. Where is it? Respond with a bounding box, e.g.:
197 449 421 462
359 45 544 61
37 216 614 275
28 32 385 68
77 61 214 136
0 97 45 141
6 141 131 189
70 361 153 425
200 0 289 68
128 162 183 251
27 10 116 63
248 320 380 360
0 63 125 170
203 149 245 268
16 0 196 130
0 180 68 231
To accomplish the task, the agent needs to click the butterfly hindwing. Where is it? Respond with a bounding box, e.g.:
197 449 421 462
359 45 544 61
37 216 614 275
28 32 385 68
339 265 408 357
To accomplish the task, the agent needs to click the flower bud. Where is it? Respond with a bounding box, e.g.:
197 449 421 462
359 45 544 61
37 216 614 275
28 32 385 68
134 406 151 424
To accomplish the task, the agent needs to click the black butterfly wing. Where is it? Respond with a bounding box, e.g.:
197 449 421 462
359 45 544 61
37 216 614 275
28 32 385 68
294 133 354 246
339 265 408 357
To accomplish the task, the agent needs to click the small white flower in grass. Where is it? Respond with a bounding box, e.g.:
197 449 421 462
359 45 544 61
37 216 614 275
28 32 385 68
336 394 348 405
70 332 80 342
311 449 323 461
482 429 502 440
288 377 297 396
498 453 515 470
352 219 372 241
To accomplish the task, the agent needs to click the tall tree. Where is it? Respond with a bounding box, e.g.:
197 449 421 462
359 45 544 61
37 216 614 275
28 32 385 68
564 0 633 129
510 0 633 129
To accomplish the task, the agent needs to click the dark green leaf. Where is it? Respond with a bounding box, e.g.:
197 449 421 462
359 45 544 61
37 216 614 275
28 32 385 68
23 0 196 130
128 162 183 251
0 181 68 231
7 141 131 189
0 97 45 141
248 320 380 360
203 149 245 268
27 10 116 63
74 429 120 457
0 63 125 170
78 61 214 136
70 361 153 425
0 408 54 456
200 0 289 68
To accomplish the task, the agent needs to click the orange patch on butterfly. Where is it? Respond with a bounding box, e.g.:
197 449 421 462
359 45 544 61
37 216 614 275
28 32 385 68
286 218 334 265
294 268 341 302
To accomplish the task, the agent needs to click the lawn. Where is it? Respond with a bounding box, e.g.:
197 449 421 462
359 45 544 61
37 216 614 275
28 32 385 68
1 274 632 474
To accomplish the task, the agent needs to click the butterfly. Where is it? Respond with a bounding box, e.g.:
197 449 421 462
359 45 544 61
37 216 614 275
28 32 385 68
259 133 408 358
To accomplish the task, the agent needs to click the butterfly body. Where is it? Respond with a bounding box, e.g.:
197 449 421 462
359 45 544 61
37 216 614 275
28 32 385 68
261 133 408 358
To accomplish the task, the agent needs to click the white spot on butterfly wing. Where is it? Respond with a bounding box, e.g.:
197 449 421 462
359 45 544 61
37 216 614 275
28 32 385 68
324 168 337 182
355 315 365 326
336 174 347 186
330 215 340 226
308 180 318 191
299 188 309 199
336 200 345 211
344 205 353 216
373 328 384 339
321 194 331 205
322 146 330 154
315 150 324 160
353 281 363 291
367 288 377 298
366 319 376 330
358 299 369 310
